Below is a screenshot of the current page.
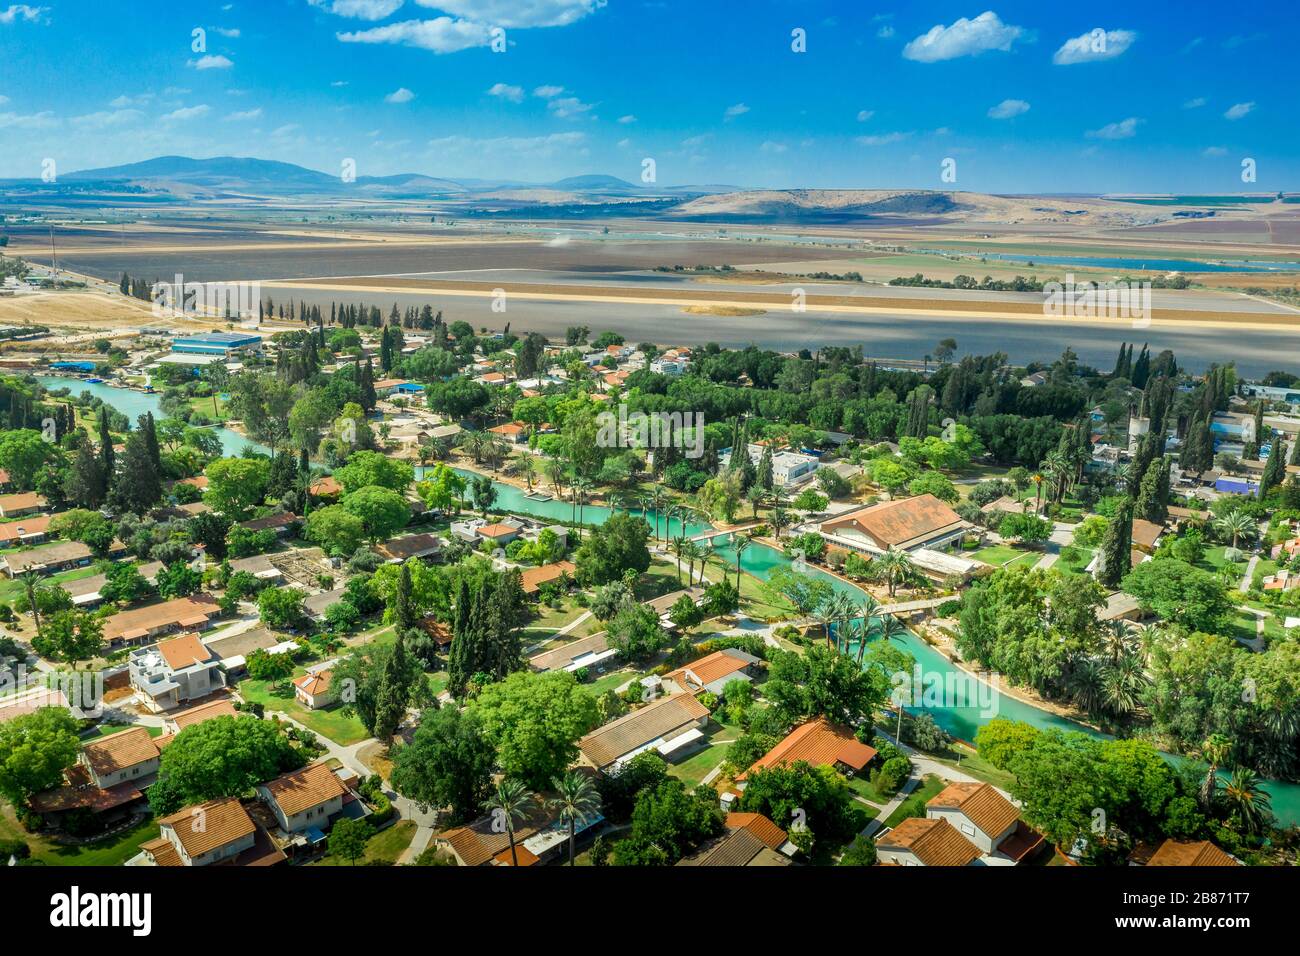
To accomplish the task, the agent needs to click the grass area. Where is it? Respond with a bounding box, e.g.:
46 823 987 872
845 774 894 805
316 820 417 866
881 773 944 829
237 674 371 746
927 741 1019 792
583 667 640 697
527 599 590 632
634 560 688 602
1200 546 1249 574
667 728 735 788
1004 552 1042 571
0 802 158 866
701 555 797 619
969 544 1029 567
0 564 101 603
1055 546 1095 577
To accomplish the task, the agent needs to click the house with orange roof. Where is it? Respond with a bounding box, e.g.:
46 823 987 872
677 811 797 866
664 648 761 696
257 762 349 835
876 816 982 867
106 594 220 649
164 698 240 735
475 521 522 545
925 781 1044 864
488 421 530 443
433 790 604 866
577 693 712 771
0 491 47 518
308 475 343 499
128 629 226 712
1145 839 1240 866
133 797 286 867
519 560 577 597
723 718 877 808
820 494 970 557
293 661 339 710
29 727 161 826
0 512 50 547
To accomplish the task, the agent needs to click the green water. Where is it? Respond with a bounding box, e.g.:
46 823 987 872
439 467 1300 826
35 377 1297 825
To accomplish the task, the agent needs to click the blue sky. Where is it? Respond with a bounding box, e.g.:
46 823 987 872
0 0 1293 192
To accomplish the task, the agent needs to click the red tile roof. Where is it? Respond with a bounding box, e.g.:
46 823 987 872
739 718 876 780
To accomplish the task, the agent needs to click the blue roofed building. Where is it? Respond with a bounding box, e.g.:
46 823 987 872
171 332 262 356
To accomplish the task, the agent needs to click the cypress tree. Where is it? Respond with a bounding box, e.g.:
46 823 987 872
1260 440 1287 500
372 632 411 741
1098 497 1134 589
447 578 474 698
108 432 162 515
359 358 377 412
1135 456 1169 524
395 560 418 633
755 443 774 491
139 412 161 472
65 442 106 510
97 407 115 478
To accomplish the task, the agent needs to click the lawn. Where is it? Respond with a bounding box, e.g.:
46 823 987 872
970 544 1029 567
1055 546 1095 577
583 667 640 697
82 723 166 740
882 773 945 829
527 598 590 632
634 560 689 602
0 564 101 603
0 803 158 866
237 675 371 746
845 774 895 805
316 820 417 866
667 734 734 788
927 742 1019 792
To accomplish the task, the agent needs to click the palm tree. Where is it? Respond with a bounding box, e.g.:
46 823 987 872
827 591 859 653
683 540 706 587
812 596 839 649
1112 461 1132 493
862 612 907 664
572 477 593 537
874 550 917 598
545 771 602 866
1198 734 1232 810
1100 649 1149 719
670 536 686 585
1222 767 1273 835
460 429 487 464
1069 658 1106 717
1214 510 1256 550
769 506 792 540
746 484 766 520
731 532 753 592
544 457 567 497
516 452 538 492
644 487 666 542
483 779 533 867
1101 620 1140 664
20 570 43 633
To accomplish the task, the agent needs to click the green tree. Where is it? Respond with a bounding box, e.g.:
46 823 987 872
391 706 495 825
763 644 891 726
204 457 272 519
483 778 534 867
546 770 603 866
574 512 651 586
0 429 60 490
257 587 308 630
0 707 81 806
147 716 305 815
471 671 600 789
328 817 372 865
108 431 162 515
341 485 410 543
31 610 103 668
1121 559 1231 632
1097 497 1134 589
305 504 367 556
334 450 414 494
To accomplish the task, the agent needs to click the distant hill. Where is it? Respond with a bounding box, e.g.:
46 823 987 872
64 155 341 191
549 174 642 194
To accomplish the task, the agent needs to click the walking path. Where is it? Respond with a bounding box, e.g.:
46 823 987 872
1033 523 1075 571
1240 554 1260 593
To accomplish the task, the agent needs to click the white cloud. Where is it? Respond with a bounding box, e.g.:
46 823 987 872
385 87 416 103
855 132 910 145
189 54 234 70
902 11 1026 63
723 103 750 119
339 17 491 53
759 141 788 154
877 25 894 38
160 104 210 122
0 110 57 128
272 123 301 137
547 96 592 118
412 0 603 29
224 108 263 121
1183 97 1206 109
71 109 144 129
0 5 47 24
309 0 404 18
163 86 191 96
1202 146 1227 157
533 85 564 98
0 94 7 105
856 109 874 122
1052 28 1136 65
487 82 524 102
331 80 350 87
212 26 241 37
987 98 1029 119
617 114 636 124
1086 117 1140 140
1224 101 1255 120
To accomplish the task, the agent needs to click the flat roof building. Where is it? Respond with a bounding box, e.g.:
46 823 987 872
171 332 263 356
